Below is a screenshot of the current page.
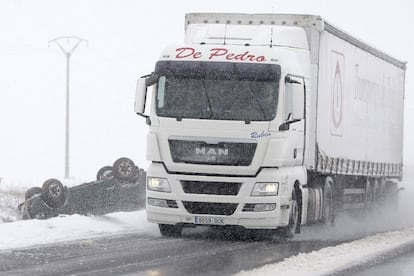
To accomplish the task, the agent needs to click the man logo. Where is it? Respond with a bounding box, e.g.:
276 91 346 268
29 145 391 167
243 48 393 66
195 147 229 156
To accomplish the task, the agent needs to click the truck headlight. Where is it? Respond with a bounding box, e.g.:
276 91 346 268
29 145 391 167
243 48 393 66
251 182 279 196
147 177 171 192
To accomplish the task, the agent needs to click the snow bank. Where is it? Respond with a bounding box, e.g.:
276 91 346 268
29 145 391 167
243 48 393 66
236 227 414 276
0 210 159 251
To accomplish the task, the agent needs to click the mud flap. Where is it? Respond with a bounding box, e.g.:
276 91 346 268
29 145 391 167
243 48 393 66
295 187 302 234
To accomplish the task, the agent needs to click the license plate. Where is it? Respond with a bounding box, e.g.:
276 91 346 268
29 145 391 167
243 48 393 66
194 216 225 225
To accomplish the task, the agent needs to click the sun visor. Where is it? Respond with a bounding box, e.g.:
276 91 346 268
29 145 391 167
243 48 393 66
154 61 281 82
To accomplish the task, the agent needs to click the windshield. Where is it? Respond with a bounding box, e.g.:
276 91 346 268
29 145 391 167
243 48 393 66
154 61 281 122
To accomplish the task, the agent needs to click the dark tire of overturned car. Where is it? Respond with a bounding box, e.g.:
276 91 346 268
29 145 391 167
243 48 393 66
112 157 137 181
25 187 42 201
41 178 67 208
96 166 114 180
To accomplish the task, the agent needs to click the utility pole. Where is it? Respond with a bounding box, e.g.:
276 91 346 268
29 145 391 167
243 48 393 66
49 36 88 179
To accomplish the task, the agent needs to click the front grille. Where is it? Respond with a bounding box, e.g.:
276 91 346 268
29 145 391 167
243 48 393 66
169 139 257 166
181 181 241 195
182 201 238 216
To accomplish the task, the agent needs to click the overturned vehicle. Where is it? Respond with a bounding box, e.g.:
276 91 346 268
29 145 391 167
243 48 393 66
19 157 146 219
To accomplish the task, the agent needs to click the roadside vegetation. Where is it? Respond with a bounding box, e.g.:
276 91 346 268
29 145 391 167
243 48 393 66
0 181 26 223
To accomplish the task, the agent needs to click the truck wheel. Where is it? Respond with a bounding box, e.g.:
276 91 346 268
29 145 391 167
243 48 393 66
322 177 335 226
365 181 374 210
278 192 299 238
159 224 183 237
113 157 137 181
25 187 42 201
97 166 113 180
41 179 67 208
372 179 381 210
384 180 399 211
378 178 387 205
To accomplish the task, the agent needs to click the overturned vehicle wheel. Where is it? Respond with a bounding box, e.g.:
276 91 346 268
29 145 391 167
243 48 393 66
25 187 42 201
41 178 67 208
97 166 113 180
112 157 137 181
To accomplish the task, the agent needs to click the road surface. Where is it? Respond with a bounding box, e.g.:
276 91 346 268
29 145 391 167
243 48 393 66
0 228 340 276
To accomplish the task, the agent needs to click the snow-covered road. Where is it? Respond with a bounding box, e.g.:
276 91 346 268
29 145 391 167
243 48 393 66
0 212 338 275
1 208 414 275
1 169 414 275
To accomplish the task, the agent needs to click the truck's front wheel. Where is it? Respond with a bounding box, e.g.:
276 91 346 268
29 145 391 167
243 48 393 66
278 192 299 238
159 224 183 237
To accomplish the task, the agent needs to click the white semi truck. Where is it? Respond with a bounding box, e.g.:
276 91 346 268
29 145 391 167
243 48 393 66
135 13 406 237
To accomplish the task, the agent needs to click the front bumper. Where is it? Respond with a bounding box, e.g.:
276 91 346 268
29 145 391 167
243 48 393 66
146 163 292 229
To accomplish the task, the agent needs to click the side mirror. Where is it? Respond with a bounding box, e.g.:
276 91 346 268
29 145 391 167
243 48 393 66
134 78 147 114
291 82 304 120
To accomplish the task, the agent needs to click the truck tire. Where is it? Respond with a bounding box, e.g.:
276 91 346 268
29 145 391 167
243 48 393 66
25 187 42 201
365 180 374 210
97 166 113 180
384 180 399 211
159 224 183 237
322 177 335 226
378 178 386 205
278 191 299 238
41 179 67 208
372 179 381 210
112 157 137 181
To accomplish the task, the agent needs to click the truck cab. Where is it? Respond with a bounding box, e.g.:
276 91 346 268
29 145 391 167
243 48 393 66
135 14 312 236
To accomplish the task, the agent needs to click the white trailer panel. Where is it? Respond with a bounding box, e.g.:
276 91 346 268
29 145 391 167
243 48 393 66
313 23 405 178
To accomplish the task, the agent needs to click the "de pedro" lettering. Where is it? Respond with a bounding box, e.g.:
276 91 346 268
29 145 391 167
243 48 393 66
175 47 266 62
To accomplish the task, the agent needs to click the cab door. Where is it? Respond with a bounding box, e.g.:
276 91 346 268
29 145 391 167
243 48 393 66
280 75 306 165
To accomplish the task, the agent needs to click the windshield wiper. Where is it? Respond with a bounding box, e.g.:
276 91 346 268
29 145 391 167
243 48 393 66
201 79 214 119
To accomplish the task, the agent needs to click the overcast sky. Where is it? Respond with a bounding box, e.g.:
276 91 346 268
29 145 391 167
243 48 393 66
0 0 412 186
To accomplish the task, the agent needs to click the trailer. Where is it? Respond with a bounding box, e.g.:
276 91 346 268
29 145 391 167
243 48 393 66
134 13 406 237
